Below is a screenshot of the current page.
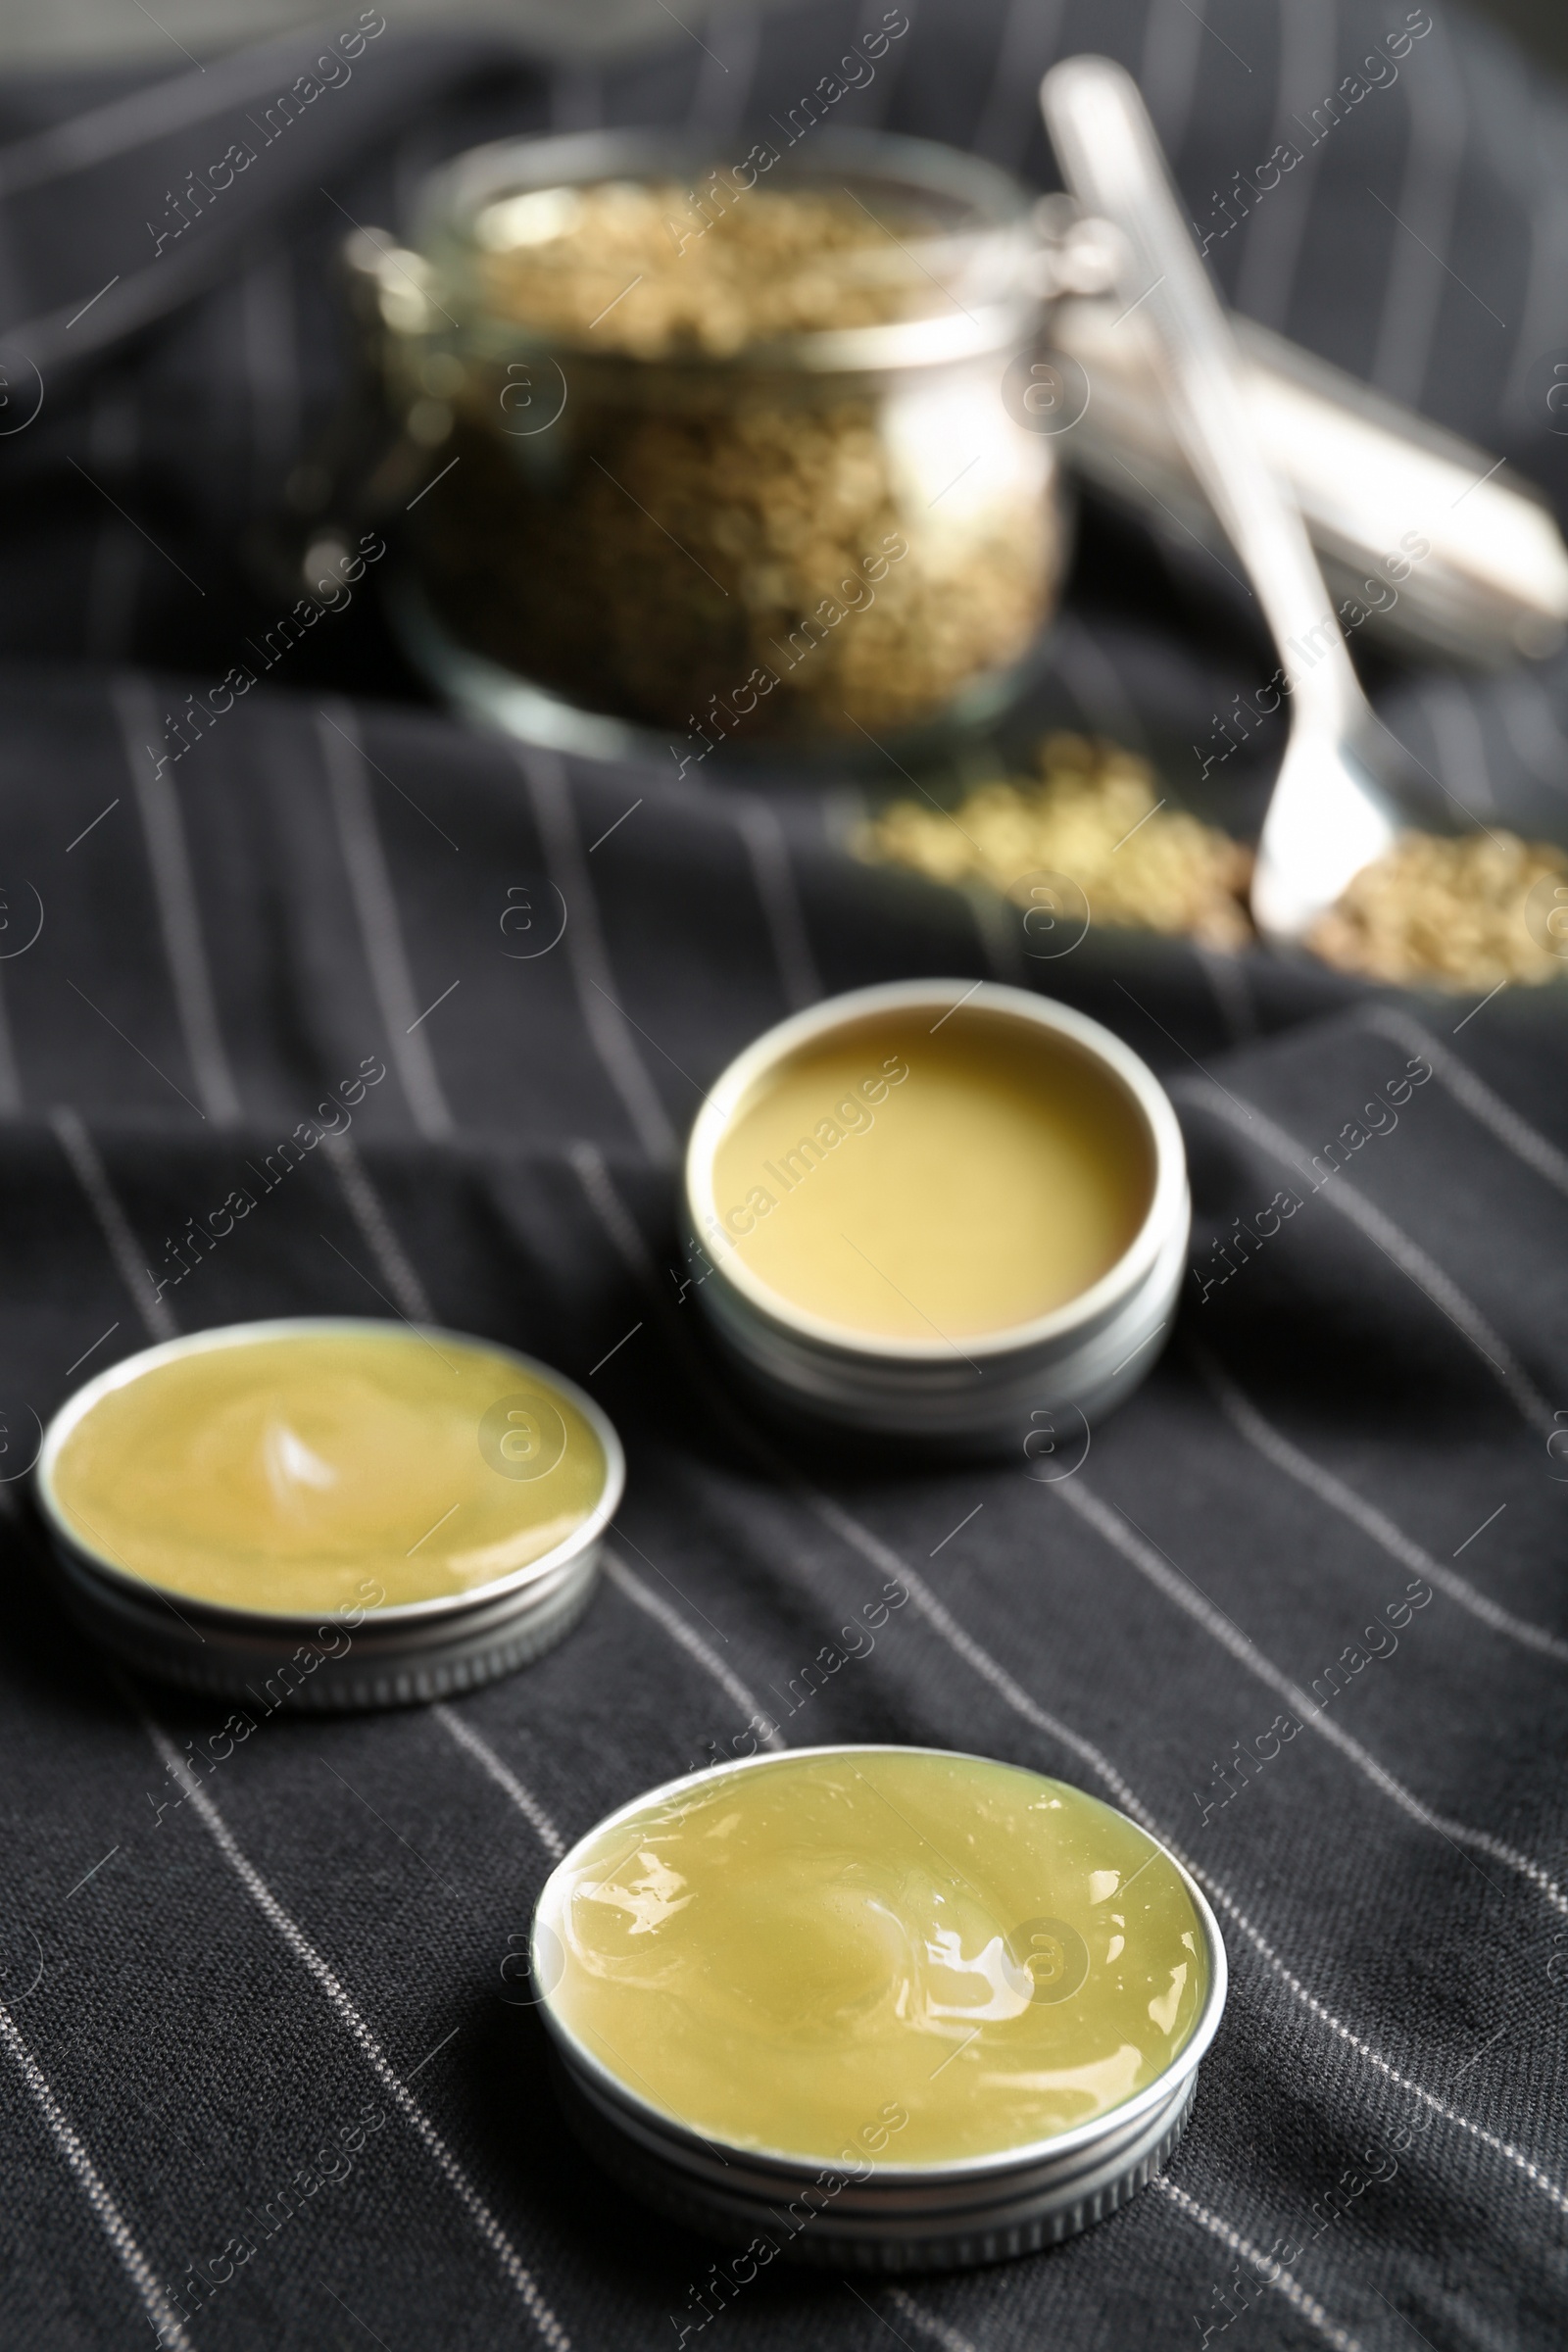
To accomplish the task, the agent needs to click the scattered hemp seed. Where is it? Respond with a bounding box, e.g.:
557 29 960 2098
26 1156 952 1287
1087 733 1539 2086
1306 828 1568 990
855 733 1255 951
858 735 1568 989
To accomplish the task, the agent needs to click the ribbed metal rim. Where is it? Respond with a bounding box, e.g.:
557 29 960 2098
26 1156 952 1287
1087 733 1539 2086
411 126 1043 371
692 1201 1189 1447
51 1539 602 1712
550 2047 1198 2269
531 1743 1228 2187
684 981 1189 1367
34 1316 625 1631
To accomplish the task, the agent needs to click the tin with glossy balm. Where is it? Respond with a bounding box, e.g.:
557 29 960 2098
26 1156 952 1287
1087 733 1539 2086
35 1318 623 1708
686 981 1190 1453
530 1745 1227 2270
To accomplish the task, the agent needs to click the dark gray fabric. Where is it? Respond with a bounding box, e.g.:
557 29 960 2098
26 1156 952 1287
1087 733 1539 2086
0 5 1565 2349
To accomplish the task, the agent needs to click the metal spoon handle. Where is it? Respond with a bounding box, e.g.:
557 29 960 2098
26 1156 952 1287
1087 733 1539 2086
1040 55 1367 737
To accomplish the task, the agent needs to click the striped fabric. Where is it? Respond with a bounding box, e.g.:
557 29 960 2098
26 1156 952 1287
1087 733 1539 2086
0 4 1565 2348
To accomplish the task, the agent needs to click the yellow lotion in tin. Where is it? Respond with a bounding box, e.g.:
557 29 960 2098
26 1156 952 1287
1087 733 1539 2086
48 1327 606 1615
710 1008 1152 1341
545 1750 1208 2165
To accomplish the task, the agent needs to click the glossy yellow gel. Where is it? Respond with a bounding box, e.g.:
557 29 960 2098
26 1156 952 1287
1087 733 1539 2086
710 1009 1152 1341
49 1326 606 1615
545 1749 1208 2165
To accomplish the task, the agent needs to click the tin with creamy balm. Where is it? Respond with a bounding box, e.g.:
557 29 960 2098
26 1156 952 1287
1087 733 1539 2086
34 1319 623 1708
685 981 1189 1452
531 1746 1226 2269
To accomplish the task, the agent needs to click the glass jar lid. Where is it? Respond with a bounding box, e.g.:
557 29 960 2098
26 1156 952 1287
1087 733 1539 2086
401 128 1046 372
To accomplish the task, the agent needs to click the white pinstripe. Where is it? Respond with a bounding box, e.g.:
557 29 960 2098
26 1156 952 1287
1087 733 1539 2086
433 1704 566 1860
1137 0 1208 174
731 795 821 1010
604 1549 787 1751
806 1478 1165 1820
567 1136 654 1273
114 676 243 1128
1054 1473 1568 1919
1176 1079 1559 1437
1495 674 1568 796
960 883 1022 985
85 520 141 666
687 1 762 133
0 33 319 195
240 248 299 504
1415 676 1496 814
1150 2176 1365 2352
1192 1341 1568 1666
318 706 455 1142
1369 5 1471 408
884 2286 981 2352
0 970 22 1113
0 2004 194 2350
564 1148 1568 2217
1360 1005 1568 1200
1234 0 1339 332
84 385 140 662
1220 0 1287 303
852 0 918 127
320 1131 435 1323
519 753 677 1162
1051 610 1151 751
141 1718 572 2348
1192 944 1258 1046
1468 34 1567 420
969 0 1067 169
51 1106 174 1342
0 146 24 322
1194 1876 1568 2217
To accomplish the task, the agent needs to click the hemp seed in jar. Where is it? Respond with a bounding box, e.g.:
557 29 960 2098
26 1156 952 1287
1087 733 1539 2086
377 130 1060 756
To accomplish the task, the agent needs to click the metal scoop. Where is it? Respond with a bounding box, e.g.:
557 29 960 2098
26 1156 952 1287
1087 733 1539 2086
1040 55 1408 944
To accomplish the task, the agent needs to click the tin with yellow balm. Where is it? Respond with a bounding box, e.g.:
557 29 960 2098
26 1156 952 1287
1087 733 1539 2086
686 980 1190 1452
532 1746 1227 2267
35 1319 623 1708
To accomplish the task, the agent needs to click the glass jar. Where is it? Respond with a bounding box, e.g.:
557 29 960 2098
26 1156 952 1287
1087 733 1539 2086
352 128 1061 761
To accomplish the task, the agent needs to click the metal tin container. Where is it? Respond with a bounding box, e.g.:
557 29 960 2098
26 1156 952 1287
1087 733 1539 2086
33 1318 623 1711
530 1745 1228 2271
684 981 1188 1456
